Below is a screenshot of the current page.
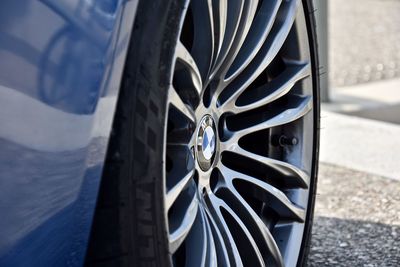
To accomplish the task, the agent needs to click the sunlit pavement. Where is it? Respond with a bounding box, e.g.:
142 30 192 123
307 164 400 266
307 76 400 266
307 0 400 262
329 0 400 88
307 112 400 265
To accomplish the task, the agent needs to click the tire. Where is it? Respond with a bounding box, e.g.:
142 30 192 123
85 0 320 266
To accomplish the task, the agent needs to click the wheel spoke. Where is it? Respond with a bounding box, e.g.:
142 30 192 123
219 0 300 103
206 192 265 267
216 178 284 266
201 208 218 267
228 95 312 142
205 193 244 267
210 0 244 78
221 145 309 188
204 207 231 267
225 0 282 81
219 164 306 222
184 208 209 267
169 190 199 254
167 126 194 147
215 0 259 78
175 41 203 95
166 169 195 210
190 0 215 80
211 0 227 63
166 143 195 178
221 62 311 114
168 85 196 123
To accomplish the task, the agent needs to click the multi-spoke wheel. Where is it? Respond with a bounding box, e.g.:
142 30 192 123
166 0 319 266
86 0 319 266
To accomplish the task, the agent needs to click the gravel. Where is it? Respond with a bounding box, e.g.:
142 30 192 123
329 0 400 87
306 163 400 266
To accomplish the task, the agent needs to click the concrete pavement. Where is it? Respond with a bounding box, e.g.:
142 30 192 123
320 110 400 180
307 163 400 267
306 0 400 263
320 77 400 180
307 108 400 266
329 0 400 88
324 79 400 125
307 78 400 264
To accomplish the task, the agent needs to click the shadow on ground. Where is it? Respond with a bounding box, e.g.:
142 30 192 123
307 164 400 266
346 103 400 125
307 216 400 266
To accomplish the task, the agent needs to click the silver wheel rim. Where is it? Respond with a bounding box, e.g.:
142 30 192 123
165 0 315 266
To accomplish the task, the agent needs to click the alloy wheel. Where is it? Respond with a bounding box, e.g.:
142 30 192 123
165 0 315 266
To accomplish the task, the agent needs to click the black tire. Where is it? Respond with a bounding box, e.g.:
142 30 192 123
85 0 320 266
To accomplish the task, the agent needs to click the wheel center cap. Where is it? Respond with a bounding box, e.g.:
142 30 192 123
202 126 216 160
196 115 216 171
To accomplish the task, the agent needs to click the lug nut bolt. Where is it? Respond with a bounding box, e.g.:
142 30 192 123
279 135 298 146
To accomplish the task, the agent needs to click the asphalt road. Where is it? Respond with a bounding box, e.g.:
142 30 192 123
329 0 400 88
306 163 400 266
319 2 400 264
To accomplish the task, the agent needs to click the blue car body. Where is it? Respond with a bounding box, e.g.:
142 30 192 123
0 0 138 265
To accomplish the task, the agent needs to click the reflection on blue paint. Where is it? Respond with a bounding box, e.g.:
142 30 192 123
0 0 123 114
0 0 137 265
0 138 106 266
